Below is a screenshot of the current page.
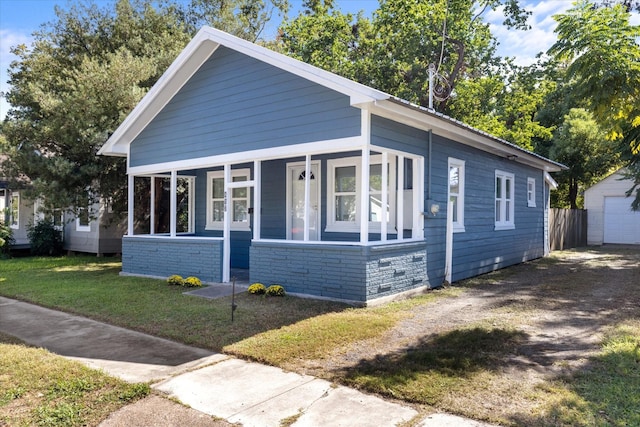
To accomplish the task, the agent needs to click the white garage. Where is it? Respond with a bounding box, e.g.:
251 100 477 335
584 169 640 245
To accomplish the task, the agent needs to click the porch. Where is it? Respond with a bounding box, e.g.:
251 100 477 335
122 143 430 304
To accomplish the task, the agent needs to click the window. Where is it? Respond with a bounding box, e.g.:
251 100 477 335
327 156 395 232
495 171 515 230
527 177 536 207
9 192 19 229
76 207 91 232
0 189 5 223
448 158 465 232
206 169 250 230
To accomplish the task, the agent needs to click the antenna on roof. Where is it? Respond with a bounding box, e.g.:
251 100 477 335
428 63 452 111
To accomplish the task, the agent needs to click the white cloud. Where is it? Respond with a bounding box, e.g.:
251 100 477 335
0 28 32 119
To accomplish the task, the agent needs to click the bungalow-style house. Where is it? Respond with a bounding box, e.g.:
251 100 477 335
584 169 640 245
98 27 564 305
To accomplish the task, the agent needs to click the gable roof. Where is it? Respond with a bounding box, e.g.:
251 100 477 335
98 26 565 173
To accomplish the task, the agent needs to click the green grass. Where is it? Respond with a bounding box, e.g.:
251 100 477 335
0 336 149 426
2 253 638 426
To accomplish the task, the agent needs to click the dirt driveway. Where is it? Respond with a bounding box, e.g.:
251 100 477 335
294 245 640 424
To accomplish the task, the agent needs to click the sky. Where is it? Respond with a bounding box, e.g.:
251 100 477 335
0 0 638 120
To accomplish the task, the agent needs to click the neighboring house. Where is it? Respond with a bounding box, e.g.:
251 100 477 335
0 180 124 255
584 169 640 245
98 27 565 305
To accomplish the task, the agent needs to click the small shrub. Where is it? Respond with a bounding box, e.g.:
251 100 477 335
183 276 202 287
0 224 14 258
266 284 286 297
166 275 184 286
27 218 63 256
248 283 266 295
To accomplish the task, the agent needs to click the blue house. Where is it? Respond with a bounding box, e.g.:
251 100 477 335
99 27 564 305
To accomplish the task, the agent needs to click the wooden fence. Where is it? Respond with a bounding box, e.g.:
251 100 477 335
549 208 587 251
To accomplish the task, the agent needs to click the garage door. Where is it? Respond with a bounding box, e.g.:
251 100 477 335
603 196 640 244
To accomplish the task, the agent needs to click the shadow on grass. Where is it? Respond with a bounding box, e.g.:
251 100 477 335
511 329 640 426
337 327 528 404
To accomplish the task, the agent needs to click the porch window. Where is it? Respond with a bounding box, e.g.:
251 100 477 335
495 170 515 230
132 175 194 235
0 189 5 223
206 168 250 230
448 158 465 232
9 192 19 229
76 207 91 232
327 155 395 232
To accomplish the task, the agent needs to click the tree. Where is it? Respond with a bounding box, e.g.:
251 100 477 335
0 0 286 218
549 0 640 208
550 108 621 209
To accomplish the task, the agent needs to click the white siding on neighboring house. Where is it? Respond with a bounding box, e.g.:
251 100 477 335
584 169 639 245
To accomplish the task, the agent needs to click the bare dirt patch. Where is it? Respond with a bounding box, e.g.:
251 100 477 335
289 246 640 425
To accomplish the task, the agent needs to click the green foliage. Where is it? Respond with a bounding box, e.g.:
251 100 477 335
550 108 621 208
27 218 63 256
0 223 15 258
1 0 287 218
266 284 286 297
166 275 184 286
248 282 267 295
183 276 202 287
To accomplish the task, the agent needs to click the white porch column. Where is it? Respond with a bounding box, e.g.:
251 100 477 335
253 160 261 240
360 148 370 243
223 164 231 282
303 154 311 241
127 174 134 236
150 176 156 235
381 151 388 241
170 170 177 237
397 155 404 241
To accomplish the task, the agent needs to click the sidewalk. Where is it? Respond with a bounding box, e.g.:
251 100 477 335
0 296 496 427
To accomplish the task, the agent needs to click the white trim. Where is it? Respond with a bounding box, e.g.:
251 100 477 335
254 237 426 247
495 170 515 230
326 154 397 235
170 170 177 237
253 160 261 240
381 152 388 241
448 157 466 233
9 192 19 229
124 234 223 241
445 197 454 284
223 164 231 282
527 177 537 208
397 155 404 240
304 155 311 241
128 175 134 236
127 136 364 175
206 168 251 231
413 157 425 239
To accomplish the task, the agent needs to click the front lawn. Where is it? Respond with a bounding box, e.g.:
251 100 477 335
1 249 638 426
0 332 149 427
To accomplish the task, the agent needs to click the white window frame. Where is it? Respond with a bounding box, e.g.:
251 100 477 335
0 189 6 224
326 155 396 233
448 158 465 233
527 177 536 208
495 170 515 230
76 206 91 232
206 168 251 231
9 192 20 229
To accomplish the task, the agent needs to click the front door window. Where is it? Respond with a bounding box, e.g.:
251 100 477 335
288 163 320 240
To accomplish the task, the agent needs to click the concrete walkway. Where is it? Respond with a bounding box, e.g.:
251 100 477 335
0 296 497 427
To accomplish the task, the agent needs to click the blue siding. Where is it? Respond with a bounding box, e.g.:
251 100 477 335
130 47 361 167
371 115 547 285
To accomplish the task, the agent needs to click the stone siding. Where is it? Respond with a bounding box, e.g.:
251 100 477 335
122 236 223 283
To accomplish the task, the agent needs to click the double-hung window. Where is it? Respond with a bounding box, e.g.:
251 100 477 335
206 168 250 230
527 177 536 207
495 170 515 230
327 155 395 232
448 158 465 232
